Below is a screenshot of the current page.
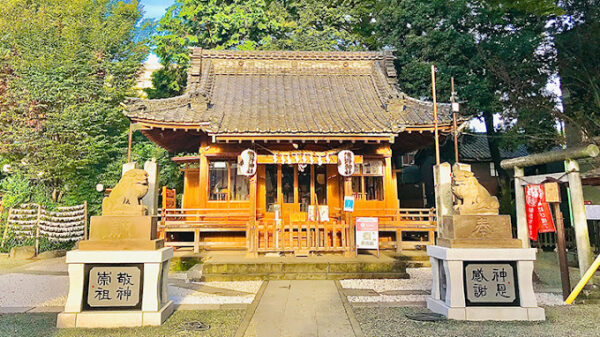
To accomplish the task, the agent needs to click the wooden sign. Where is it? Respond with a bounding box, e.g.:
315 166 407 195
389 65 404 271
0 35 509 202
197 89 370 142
543 182 560 203
86 265 142 309
464 262 519 306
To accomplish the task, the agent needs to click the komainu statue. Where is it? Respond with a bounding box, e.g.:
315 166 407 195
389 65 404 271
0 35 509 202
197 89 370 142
102 169 149 216
452 168 499 215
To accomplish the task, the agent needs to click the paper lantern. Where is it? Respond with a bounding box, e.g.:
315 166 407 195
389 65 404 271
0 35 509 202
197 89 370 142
337 150 355 176
239 149 257 176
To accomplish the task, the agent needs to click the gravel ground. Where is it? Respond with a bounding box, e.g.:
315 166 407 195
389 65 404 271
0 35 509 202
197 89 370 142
342 268 565 306
0 273 68 307
353 305 600 337
203 281 262 294
169 281 262 305
0 272 261 308
341 268 432 291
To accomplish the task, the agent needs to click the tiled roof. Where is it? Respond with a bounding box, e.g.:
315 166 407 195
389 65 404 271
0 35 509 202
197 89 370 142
124 49 452 135
459 134 529 161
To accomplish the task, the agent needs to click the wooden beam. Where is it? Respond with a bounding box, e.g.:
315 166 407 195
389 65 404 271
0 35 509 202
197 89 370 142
517 173 569 186
501 144 599 170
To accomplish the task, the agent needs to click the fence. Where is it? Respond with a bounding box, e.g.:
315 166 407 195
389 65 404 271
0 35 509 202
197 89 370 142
2 202 88 250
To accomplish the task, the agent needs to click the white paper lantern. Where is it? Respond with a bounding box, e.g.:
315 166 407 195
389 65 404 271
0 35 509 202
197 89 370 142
337 150 355 176
239 149 257 176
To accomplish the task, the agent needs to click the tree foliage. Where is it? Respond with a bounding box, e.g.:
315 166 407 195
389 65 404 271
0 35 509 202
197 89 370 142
374 0 559 186
552 0 600 143
149 0 377 98
0 0 148 207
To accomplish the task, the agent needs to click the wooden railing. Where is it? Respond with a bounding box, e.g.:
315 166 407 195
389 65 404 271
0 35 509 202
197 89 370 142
160 208 250 253
351 208 436 251
158 207 436 254
253 219 351 254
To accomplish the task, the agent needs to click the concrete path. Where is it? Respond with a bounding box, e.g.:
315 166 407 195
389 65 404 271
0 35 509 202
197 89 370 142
244 280 358 337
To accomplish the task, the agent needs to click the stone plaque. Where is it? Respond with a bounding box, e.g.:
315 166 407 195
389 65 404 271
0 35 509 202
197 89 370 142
464 262 519 306
87 265 141 308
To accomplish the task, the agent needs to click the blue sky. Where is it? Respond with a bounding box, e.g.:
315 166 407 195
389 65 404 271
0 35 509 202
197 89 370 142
140 0 173 20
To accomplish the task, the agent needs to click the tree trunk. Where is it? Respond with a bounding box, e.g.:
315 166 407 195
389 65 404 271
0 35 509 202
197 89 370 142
482 110 512 212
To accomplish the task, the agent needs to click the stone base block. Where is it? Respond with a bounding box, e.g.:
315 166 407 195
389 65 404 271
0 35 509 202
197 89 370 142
437 238 522 248
78 238 164 251
58 248 173 328
89 216 157 241
427 298 545 321
427 245 545 321
57 301 174 328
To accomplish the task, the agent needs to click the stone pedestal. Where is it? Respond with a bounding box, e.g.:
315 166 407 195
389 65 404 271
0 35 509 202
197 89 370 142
78 216 164 251
57 247 174 328
438 215 522 248
427 245 545 321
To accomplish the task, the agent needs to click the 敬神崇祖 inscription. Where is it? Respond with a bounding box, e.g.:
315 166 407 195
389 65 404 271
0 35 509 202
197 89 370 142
87 266 141 308
465 263 517 305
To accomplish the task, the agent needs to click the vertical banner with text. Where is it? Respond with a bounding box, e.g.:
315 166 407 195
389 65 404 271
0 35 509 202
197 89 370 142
525 184 555 241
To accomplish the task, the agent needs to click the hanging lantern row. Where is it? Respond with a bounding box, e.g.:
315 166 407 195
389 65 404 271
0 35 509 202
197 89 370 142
272 152 334 166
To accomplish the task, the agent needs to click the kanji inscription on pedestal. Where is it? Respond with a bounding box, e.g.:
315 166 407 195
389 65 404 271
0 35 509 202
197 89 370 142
464 262 517 305
87 266 141 308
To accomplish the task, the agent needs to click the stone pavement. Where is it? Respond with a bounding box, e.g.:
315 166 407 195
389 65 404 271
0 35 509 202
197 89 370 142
243 280 360 337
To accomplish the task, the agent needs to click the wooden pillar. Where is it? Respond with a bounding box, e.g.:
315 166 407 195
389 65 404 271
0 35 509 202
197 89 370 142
384 150 397 209
198 143 209 208
565 159 593 276
344 176 354 256
514 167 530 248
248 175 258 257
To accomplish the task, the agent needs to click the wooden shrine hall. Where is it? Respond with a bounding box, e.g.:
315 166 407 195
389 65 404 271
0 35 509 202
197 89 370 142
124 49 453 256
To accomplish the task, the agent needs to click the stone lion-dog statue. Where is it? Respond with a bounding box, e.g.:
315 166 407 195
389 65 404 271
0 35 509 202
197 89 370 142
452 168 499 215
102 169 149 216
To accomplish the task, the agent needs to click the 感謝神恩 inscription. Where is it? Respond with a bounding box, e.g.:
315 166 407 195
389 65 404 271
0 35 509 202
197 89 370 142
464 263 517 305
87 266 141 308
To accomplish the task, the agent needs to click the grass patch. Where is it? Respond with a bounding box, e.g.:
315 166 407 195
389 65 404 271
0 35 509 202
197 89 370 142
170 257 202 272
354 305 600 337
0 309 244 337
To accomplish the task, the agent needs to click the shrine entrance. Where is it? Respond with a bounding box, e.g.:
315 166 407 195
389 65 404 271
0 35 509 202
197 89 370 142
263 164 332 224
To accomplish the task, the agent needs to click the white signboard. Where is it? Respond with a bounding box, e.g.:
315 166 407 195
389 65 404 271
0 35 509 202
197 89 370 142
356 217 378 249
585 205 600 220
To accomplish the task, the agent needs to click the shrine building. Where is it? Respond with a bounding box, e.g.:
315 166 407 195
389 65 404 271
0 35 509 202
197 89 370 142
124 49 453 256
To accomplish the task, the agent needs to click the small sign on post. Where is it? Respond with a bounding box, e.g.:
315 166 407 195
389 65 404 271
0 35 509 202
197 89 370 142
356 217 379 257
343 196 354 212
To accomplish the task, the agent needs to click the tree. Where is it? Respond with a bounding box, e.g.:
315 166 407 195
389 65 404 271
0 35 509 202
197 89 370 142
0 0 148 205
552 0 600 144
149 0 377 98
374 0 559 211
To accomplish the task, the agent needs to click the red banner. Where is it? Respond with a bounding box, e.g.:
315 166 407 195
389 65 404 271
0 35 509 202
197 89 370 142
525 184 556 241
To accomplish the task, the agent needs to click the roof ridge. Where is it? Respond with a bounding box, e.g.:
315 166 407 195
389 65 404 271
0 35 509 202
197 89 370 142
194 48 387 61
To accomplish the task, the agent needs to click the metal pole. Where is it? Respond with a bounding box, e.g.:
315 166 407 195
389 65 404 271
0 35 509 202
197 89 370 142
451 77 459 163
553 202 571 300
431 65 440 165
